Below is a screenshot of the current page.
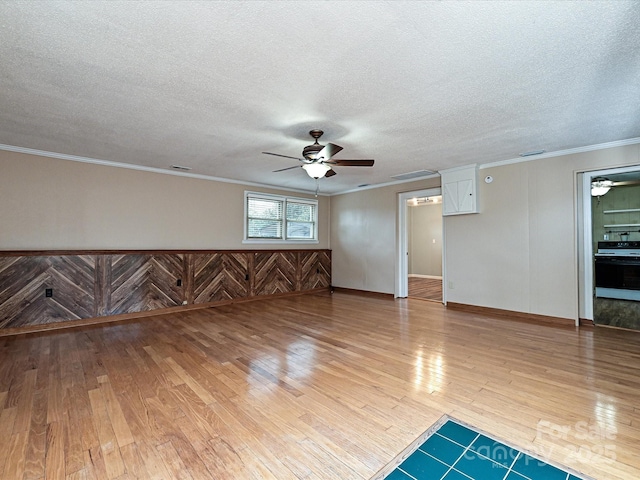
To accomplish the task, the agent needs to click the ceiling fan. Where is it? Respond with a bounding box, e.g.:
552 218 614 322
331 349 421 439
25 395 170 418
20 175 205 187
591 176 640 196
262 129 374 179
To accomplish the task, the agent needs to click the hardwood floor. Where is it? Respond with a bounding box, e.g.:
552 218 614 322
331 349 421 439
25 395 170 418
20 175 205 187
408 276 442 302
1 292 639 479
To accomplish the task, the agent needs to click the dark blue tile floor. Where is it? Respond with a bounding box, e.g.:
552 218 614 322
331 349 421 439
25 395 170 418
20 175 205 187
384 419 588 480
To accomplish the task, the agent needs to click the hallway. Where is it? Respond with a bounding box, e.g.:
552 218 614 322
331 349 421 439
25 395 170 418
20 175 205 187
408 276 442 302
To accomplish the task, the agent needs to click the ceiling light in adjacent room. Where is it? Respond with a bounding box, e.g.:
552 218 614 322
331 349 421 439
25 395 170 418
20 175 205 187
409 196 442 206
591 178 614 197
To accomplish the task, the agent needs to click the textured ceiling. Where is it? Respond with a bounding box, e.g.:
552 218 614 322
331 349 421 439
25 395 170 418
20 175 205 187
1 1 639 194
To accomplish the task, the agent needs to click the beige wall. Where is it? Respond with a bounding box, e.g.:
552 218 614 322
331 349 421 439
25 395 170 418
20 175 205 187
445 144 639 320
408 203 442 276
330 143 639 321
330 178 441 294
6 143 640 319
0 150 329 250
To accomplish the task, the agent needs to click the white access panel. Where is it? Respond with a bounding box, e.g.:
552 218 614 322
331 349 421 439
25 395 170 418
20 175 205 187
440 165 478 215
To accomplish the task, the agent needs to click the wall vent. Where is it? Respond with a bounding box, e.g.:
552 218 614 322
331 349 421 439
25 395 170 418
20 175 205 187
391 169 437 181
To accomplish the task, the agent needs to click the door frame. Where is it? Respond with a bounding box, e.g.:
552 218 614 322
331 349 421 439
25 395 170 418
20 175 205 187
579 164 640 321
396 187 443 299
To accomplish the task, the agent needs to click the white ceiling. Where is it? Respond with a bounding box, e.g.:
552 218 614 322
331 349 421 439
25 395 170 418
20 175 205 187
1 1 639 195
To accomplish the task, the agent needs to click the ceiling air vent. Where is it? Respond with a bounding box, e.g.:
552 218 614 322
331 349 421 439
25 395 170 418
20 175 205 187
391 169 436 181
170 164 192 171
519 150 546 157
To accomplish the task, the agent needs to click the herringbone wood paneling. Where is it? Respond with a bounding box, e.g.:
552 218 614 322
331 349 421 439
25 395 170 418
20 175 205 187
253 251 297 296
0 255 95 328
108 254 148 314
299 250 331 290
108 254 184 315
0 250 330 330
150 253 184 308
193 253 249 303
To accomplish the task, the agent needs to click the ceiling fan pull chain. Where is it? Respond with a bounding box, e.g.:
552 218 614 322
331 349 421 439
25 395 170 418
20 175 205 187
315 179 319 197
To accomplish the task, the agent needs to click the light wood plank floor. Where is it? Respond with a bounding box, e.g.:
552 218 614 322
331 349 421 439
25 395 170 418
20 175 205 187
408 276 443 302
1 292 639 479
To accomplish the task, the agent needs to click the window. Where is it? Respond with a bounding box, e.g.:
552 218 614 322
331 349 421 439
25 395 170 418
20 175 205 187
244 192 318 242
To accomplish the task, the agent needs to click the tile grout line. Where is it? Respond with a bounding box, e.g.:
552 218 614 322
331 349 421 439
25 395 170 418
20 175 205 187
445 418 593 480
397 467 418 480
434 428 516 478
437 432 481 480
384 417 591 480
501 451 526 480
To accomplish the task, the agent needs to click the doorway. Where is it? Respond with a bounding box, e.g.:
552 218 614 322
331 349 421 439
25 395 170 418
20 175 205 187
580 165 640 329
397 188 444 301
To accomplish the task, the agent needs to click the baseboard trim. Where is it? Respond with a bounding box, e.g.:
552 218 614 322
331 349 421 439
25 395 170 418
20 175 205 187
408 274 443 279
331 287 395 300
0 287 330 337
579 318 595 327
591 323 640 333
446 302 576 328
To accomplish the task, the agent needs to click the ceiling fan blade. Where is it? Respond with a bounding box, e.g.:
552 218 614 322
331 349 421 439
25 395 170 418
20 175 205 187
612 180 640 186
316 142 343 160
325 168 337 177
262 151 303 161
273 165 301 172
328 159 374 167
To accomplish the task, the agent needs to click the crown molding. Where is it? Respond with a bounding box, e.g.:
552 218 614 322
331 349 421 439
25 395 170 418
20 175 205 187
479 137 640 170
3 136 639 197
438 163 478 175
0 143 328 197
334 172 441 196
334 138 640 195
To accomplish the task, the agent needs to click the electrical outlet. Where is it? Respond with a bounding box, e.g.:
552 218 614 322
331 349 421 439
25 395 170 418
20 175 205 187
176 279 182 287
45 288 53 297
448 281 454 289
182 300 188 305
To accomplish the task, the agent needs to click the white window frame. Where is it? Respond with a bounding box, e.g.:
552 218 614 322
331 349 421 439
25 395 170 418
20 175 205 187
243 191 319 244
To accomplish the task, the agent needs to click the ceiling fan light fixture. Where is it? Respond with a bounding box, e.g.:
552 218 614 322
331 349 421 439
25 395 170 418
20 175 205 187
264 129 373 180
302 163 331 179
591 178 614 197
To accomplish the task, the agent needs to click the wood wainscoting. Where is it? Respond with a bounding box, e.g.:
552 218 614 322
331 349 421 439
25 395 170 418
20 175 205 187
0 249 330 331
